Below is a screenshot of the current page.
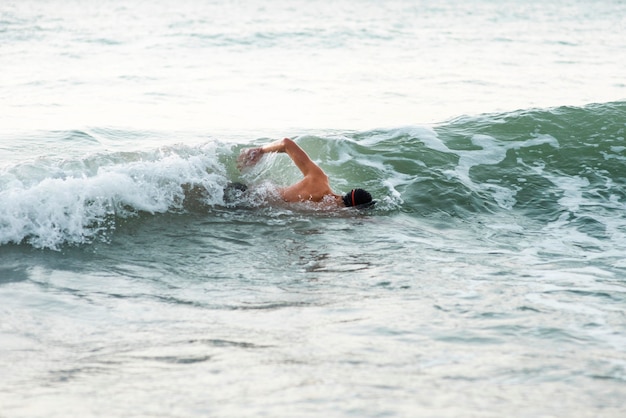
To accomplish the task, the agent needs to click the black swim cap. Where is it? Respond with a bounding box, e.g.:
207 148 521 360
342 188 374 208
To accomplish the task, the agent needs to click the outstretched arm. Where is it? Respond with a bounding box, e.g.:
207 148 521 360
238 138 323 177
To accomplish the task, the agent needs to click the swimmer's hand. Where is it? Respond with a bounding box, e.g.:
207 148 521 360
237 147 264 170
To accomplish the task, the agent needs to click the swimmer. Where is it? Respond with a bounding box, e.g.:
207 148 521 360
237 138 374 209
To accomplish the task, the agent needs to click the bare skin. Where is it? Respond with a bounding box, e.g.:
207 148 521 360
237 138 344 207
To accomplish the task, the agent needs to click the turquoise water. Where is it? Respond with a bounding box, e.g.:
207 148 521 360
1 1 626 417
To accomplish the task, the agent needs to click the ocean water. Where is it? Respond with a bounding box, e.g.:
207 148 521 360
1 0 626 417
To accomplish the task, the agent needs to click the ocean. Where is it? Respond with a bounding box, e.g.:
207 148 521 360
1 0 625 417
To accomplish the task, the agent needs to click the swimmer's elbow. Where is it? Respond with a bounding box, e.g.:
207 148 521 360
282 138 296 150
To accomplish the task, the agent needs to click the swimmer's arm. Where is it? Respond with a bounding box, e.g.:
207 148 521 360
239 138 323 177
261 138 319 176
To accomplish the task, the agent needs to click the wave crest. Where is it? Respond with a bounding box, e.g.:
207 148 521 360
0 144 228 249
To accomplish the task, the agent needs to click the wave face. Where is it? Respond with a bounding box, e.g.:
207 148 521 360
375 100 625 218
1 101 625 249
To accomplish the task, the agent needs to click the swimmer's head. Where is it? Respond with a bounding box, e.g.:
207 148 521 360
342 188 375 209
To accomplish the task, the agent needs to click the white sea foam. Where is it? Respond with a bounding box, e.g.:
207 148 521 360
0 145 227 248
428 132 560 210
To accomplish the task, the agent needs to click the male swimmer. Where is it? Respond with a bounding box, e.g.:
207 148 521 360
237 138 374 209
